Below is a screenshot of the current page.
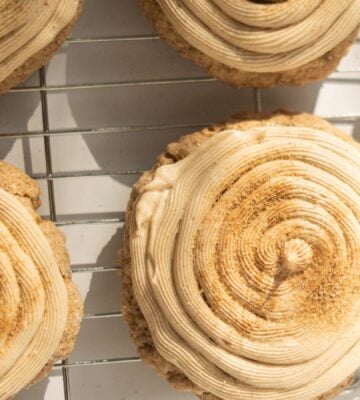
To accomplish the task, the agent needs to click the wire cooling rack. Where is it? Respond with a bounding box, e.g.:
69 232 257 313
0 1 360 399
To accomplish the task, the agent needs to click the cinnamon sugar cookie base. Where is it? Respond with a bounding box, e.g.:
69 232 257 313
0 1 83 94
0 162 83 390
138 0 359 88
120 111 356 400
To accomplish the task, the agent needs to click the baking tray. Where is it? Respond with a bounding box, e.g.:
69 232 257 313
0 1 359 399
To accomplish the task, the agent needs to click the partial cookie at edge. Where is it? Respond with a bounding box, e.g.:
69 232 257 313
0 161 83 389
0 1 83 94
138 0 359 88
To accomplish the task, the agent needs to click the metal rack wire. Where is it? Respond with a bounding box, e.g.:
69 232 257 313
1 26 360 400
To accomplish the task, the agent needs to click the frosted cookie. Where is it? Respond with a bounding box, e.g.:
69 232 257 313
138 0 360 87
0 0 82 93
121 111 360 400
0 162 83 399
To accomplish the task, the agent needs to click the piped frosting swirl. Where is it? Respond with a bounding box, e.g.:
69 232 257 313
0 188 69 399
0 0 81 83
157 0 360 72
131 126 360 399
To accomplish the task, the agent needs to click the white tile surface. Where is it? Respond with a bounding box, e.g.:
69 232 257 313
46 84 253 131
73 271 121 315
69 317 136 362
47 41 206 85
71 0 154 38
0 91 42 134
17 371 64 400
69 362 194 400
0 137 46 175
50 128 189 173
62 223 122 266
0 1 359 400
53 175 138 219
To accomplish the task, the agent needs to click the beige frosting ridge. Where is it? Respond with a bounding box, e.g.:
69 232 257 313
0 188 68 399
0 0 80 83
157 0 360 72
211 0 322 28
130 126 360 399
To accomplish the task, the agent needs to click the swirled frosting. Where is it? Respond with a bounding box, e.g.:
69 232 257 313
0 0 80 83
131 126 360 399
157 0 360 72
0 188 68 399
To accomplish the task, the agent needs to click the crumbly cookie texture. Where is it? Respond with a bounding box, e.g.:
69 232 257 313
120 111 356 400
0 161 83 391
138 0 359 88
0 1 83 94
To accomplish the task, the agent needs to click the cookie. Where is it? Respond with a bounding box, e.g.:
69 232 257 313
0 161 83 399
138 0 360 87
121 111 360 400
0 0 83 94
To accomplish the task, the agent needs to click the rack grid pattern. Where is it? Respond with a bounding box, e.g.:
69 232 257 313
1 2 360 399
